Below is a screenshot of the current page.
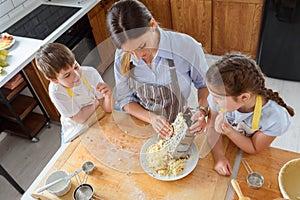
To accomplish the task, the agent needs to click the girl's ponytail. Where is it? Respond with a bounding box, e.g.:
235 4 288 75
261 88 295 117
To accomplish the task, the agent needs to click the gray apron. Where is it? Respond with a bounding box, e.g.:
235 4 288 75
129 59 186 122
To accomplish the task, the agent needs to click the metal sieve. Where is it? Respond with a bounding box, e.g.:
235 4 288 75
242 159 264 189
74 161 95 185
247 172 264 189
73 183 93 200
82 161 95 184
73 183 103 200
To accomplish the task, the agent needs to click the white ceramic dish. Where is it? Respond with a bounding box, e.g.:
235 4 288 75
45 170 71 196
278 158 300 199
0 38 15 50
140 135 199 181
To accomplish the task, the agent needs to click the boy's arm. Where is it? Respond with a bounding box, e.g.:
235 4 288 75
98 94 114 112
96 82 114 112
70 100 99 124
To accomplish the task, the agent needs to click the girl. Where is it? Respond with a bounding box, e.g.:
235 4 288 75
205 53 294 176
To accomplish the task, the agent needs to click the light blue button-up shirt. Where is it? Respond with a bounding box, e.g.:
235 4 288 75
114 28 208 110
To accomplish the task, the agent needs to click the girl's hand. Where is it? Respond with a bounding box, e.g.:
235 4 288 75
215 113 236 136
221 122 237 136
149 113 173 139
96 82 112 97
214 155 232 176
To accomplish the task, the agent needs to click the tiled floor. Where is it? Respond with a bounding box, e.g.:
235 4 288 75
0 123 61 200
265 77 300 152
1 55 300 200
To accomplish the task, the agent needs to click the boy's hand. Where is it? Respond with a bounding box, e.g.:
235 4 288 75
96 82 112 97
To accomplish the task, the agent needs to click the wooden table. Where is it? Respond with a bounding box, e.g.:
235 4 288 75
233 147 300 200
31 113 237 200
30 113 300 199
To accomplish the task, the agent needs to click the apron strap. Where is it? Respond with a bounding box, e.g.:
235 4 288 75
81 76 92 90
252 95 262 130
167 58 184 107
128 59 185 122
65 87 74 98
64 76 92 98
168 59 174 67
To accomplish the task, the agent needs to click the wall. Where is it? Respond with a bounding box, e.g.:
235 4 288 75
0 0 41 29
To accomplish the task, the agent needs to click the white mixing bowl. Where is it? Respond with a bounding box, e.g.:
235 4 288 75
45 170 71 196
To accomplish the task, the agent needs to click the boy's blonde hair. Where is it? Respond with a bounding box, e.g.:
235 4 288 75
35 43 75 79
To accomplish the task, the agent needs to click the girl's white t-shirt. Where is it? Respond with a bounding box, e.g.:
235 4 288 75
208 94 291 137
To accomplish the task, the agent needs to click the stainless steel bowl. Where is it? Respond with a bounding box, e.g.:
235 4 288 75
247 172 264 188
73 183 94 200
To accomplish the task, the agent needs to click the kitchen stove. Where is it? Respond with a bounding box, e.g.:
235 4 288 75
5 4 80 40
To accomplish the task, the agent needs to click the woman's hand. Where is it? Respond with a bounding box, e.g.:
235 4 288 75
96 82 112 97
189 110 206 135
149 112 173 139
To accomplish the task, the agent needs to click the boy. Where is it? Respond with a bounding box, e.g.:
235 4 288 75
35 43 114 144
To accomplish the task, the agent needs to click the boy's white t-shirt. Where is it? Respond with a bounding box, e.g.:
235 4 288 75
49 67 104 143
207 94 291 137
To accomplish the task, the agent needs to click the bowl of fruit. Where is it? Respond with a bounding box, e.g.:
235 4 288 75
0 32 15 50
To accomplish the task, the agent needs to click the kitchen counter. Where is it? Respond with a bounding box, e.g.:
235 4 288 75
0 37 43 88
22 113 300 200
0 0 101 88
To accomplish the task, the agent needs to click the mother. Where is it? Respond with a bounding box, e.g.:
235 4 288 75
107 0 209 138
